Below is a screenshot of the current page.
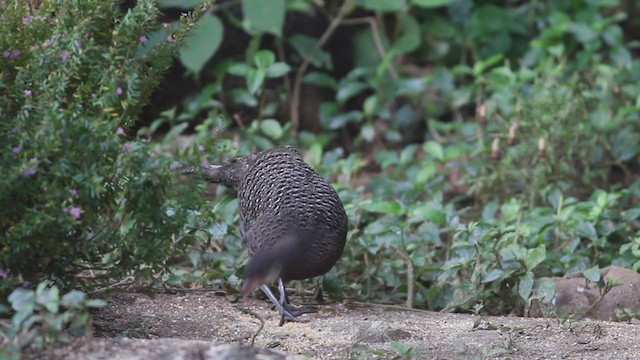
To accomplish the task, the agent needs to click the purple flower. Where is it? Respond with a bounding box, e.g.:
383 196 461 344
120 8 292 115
24 89 32 96
117 127 125 135
139 35 148 44
122 143 132 152
198 145 205 151
22 16 34 25
2 50 9 58
44 39 53 47
11 49 20 58
12 146 21 153
21 281 30 288
63 207 68 213
166 35 175 43
116 87 124 96
0 268 8 278
200 160 211 168
70 188 78 196
69 207 82 219
60 50 69 61
91 93 97 98
22 167 36 177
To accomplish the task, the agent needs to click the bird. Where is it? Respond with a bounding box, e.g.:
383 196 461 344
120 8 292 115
176 145 348 325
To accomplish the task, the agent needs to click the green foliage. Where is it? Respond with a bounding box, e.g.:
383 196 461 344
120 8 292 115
180 14 223 74
2 0 639 345
469 64 640 203
146 0 640 318
0 0 204 290
0 281 105 357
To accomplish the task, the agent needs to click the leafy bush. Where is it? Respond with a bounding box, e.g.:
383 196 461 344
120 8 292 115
151 0 640 317
0 0 204 291
468 64 640 204
0 281 106 358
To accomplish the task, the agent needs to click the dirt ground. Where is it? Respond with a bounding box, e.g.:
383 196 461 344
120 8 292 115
28 290 640 360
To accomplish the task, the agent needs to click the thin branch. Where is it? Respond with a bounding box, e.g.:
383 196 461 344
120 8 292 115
396 247 415 309
290 0 354 131
341 17 399 80
348 301 431 314
236 306 265 346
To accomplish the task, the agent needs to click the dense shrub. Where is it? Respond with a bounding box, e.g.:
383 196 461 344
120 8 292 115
151 0 640 316
0 0 204 292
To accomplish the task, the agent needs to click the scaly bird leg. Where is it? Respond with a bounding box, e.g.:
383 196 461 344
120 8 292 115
260 284 302 326
278 278 318 318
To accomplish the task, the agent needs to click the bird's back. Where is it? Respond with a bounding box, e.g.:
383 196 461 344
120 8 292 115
237 146 347 281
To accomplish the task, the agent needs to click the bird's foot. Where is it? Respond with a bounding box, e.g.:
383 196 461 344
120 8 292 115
283 302 318 317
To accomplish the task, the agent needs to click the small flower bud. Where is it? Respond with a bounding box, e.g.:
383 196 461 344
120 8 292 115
477 103 487 125
490 137 502 160
538 137 546 158
508 123 518 146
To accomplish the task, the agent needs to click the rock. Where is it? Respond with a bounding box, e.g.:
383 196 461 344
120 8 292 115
529 266 640 321
29 338 301 360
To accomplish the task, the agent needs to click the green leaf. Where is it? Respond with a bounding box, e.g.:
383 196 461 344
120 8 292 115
229 88 258 107
246 67 266 94
412 206 446 224
303 72 337 89
8 288 36 313
158 0 205 9
393 14 420 54
525 245 546 271
368 200 404 215
309 142 323 166
423 141 444 162
86 299 108 309
243 0 286 36
357 0 405 12
265 62 291 78
500 198 521 223
361 125 375 142
253 50 276 68
206 222 228 238
499 244 525 263
36 285 60 313
533 277 556 303
227 63 250 76
260 119 283 139
570 23 598 44
473 54 504 76
324 111 363 130
180 14 223 74
289 35 332 69
412 0 453 8
61 290 87 309
390 341 411 355
416 162 437 183
518 271 534 301
577 221 598 241
583 266 601 282
337 81 368 103
481 268 504 283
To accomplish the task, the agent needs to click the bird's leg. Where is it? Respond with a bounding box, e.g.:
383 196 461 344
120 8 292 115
278 278 318 317
260 284 302 326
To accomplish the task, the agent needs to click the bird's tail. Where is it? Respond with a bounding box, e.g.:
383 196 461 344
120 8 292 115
240 232 308 297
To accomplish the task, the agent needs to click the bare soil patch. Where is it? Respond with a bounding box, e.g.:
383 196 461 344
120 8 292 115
26 290 640 359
